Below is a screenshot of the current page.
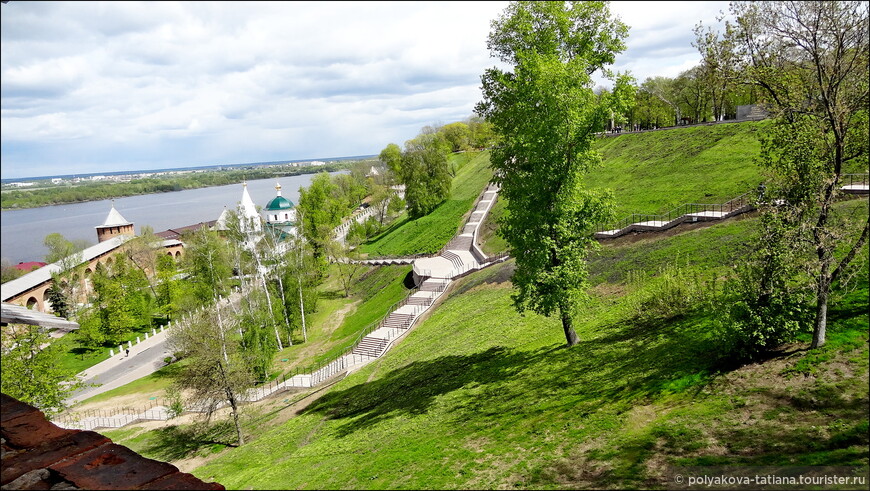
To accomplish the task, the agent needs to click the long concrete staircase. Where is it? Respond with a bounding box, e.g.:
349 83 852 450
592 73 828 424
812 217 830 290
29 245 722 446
347 183 507 372
411 183 502 281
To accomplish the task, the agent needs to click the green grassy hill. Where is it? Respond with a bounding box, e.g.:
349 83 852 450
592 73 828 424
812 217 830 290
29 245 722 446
367 121 771 258
98 122 867 489
589 121 768 217
183 200 868 489
480 120 770 255
359 151 494 257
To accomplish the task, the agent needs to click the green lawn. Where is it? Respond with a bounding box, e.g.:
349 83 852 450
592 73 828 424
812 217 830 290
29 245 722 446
185 205 868 489
359 150 494 257
588 121 768 217
478 121 770 256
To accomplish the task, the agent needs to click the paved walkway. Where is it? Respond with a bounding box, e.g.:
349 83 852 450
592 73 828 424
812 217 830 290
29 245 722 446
63 287 252 407
65 326 174 405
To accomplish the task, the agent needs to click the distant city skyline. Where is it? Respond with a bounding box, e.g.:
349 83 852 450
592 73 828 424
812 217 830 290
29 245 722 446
0 153 375 183
1 1 730 179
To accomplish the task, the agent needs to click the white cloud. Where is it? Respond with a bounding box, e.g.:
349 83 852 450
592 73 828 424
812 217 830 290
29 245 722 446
2 1 732 179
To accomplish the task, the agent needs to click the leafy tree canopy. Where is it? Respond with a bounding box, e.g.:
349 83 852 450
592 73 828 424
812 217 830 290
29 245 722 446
477 0 634 346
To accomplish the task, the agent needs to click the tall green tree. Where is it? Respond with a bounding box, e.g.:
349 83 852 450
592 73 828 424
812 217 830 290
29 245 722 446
44 284 70 319
476 1 634 346
674 66 709 124
43 232 89 317
88 255 152 343
729 0 869 348
643 75 682 126
43 233 90 265
400 133 452 218
155 253 183 319
121 225 161 299
183 226 233 305
634 78 675 129
297 172 342 264
281 231 320 344
693 18 739 121
379 143 403 180
465 114 499 149
441 121 472 152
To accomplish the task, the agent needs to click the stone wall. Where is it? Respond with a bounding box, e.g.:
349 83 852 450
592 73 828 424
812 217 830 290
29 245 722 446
1 393 224 490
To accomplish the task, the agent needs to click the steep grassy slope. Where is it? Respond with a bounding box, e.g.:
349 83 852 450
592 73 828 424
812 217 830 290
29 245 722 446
359 150 494 257
589 121 767 217
479 121 770 256
187 200 868 489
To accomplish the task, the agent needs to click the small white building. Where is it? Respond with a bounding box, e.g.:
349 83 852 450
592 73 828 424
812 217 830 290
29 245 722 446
263 182 297 239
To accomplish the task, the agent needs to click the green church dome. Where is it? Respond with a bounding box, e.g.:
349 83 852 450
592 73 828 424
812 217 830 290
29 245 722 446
265 195 294 211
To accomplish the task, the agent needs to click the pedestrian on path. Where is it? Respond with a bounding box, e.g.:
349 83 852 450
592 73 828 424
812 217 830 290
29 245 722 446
125 348 130 357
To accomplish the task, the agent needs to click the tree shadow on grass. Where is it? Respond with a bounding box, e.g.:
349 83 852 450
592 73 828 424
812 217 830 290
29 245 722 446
141 420 236 461
69 347 95 358
302 311 727 439
149 361 185 380
301 275 867 445
362 216 411 248
302 345 557 437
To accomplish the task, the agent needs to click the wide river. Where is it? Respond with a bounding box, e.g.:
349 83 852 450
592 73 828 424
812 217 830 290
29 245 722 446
1 171 344 265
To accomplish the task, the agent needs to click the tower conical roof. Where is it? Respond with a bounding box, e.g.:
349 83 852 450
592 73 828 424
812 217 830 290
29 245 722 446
238 182 262 234
96 203 132 228
214 206 230 231
240 182 259 221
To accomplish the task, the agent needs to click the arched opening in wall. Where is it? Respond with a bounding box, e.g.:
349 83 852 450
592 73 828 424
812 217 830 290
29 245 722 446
175 251 181 258
167 252 174 257
83 268 93 297
26 297 39 310
43 289 53 313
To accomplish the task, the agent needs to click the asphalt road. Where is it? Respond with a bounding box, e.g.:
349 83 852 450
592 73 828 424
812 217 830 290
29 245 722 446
65 335 173 405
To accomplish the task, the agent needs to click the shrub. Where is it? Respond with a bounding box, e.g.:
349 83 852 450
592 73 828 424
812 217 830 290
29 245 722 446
624 261 717 322
715 262 811 363
165 385 185 419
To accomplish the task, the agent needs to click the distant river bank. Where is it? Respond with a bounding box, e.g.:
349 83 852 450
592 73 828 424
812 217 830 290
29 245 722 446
1 171 344 265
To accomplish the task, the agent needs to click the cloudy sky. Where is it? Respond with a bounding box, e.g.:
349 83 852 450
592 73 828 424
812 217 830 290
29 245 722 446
1 1 730 179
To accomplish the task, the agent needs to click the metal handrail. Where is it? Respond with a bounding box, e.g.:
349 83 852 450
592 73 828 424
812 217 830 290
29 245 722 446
596 190 755 235
843 173 869 187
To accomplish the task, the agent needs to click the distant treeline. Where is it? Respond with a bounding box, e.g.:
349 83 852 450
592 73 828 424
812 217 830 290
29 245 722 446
0 161 363 210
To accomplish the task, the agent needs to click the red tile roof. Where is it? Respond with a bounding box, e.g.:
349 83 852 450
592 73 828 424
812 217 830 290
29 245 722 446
13 262 46 272
155 221 217 240
1 393 224 490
